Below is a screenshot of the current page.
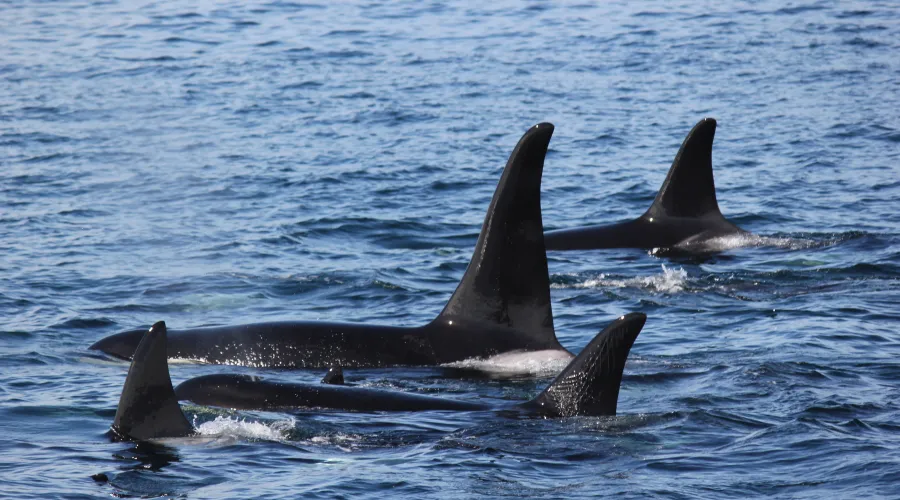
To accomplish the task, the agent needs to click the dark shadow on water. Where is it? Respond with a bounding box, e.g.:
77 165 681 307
106 433 181 472
96 436 225 498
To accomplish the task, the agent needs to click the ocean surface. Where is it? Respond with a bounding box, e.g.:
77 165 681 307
2 0 899 498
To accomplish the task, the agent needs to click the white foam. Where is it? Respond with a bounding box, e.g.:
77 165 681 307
193 415 294 442
442 349 574 376
556 265 688 294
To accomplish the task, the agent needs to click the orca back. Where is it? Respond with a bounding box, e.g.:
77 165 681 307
91 123 567 368
322 366 345 385
175 373 490 412
543 118 746 251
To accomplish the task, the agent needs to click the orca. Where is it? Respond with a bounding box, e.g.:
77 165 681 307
543 118 749 251
321 366 344 385
110 315 645 440
91 123 571 368
111 322 193 441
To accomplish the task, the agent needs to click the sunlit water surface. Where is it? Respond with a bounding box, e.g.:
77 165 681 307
2 0 899 498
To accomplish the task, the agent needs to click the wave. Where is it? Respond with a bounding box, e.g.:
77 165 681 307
193 415 294 443
553 265 689 294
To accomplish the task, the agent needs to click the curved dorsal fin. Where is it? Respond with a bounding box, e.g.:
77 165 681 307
113 321 193 440
646 118 720 218
530 313 645 417
435 123 559 349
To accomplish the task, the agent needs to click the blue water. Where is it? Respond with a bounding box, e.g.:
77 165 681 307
2 0 899 497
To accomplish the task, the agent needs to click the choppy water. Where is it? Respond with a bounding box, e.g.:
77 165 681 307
2 0 899 498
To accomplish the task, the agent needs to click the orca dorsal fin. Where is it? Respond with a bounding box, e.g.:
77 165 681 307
645 118 721 219
435 123 559 349
321 366 345 385
112 321 193 440
529 313 645 417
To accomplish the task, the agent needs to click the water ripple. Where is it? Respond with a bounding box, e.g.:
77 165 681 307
1 0 899 498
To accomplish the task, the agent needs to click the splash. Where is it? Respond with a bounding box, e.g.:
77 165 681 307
442 349 574 376
557 265 688 293
194 415 294 442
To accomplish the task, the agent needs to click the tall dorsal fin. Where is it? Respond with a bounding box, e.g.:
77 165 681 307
530 313 645 417
646 118 720 218
435 123 559 348
112 321 193 440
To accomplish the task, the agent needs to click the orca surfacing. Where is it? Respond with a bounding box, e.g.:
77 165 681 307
91 123 571 368
109 315 646 441
544 118 749 252
111 322 193 441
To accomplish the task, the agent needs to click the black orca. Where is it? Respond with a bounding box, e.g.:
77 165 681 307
543 118 749 251
321 366 344 385
110 315 646 440
91 123 570 368
111 321 193 441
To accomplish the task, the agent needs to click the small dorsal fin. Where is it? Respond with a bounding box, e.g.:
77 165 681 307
112 321 193 440
321 366 344 385
530 313 645 417
646 118 720 218
435 123 560 349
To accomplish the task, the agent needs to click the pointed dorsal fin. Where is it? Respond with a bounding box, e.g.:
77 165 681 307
112 321 193 440
435 123 559 349
646 118 720 218
530 313 645 417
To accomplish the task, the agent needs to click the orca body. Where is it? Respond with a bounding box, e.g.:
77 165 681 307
92 320 562 368
91 123 569 368
110 315 646 440
175 373 492 412
544 118 749 252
